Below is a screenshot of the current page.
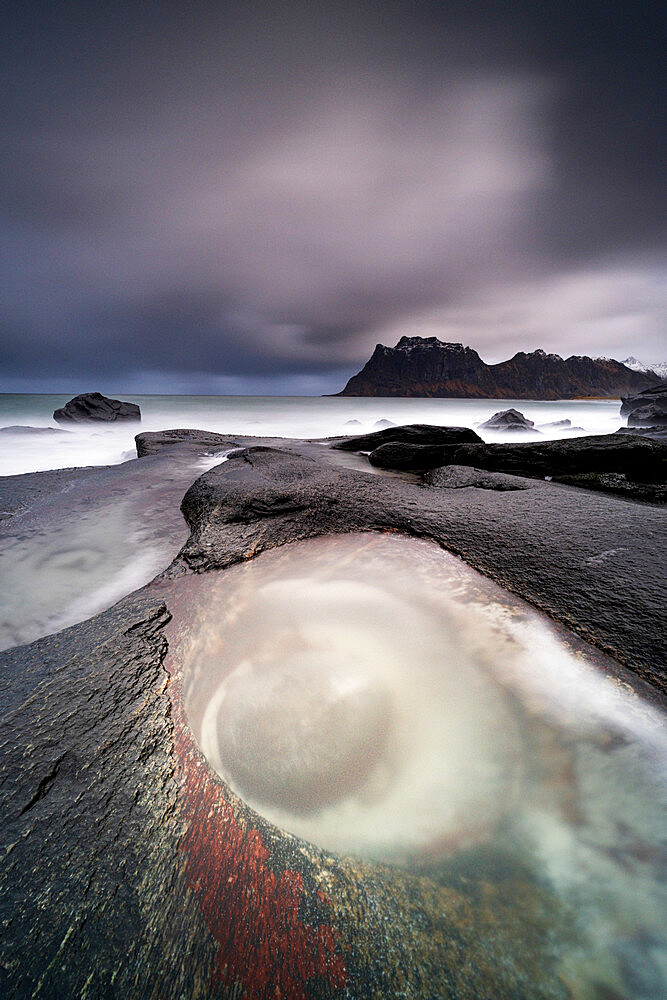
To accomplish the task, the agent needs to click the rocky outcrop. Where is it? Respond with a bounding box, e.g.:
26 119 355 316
479 409 538 432
337 337 659 399
333 423 482 453
367 433 667 485
620 380 667 427
54 392 141 423
1 438 666 1000
135 428 240 458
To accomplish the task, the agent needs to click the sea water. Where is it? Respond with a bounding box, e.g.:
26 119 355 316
0 393 625 477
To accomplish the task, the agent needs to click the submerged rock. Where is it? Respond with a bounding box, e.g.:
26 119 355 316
333 423 482 452
539 419 585 431
0 425 70 435
541 418 572 428
53 392 141 423
479 408 538 432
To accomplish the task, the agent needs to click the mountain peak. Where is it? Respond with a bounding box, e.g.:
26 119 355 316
394 336 465 352
336 336 660 398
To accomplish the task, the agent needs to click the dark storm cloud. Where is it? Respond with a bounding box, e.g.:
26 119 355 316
1 1 665 391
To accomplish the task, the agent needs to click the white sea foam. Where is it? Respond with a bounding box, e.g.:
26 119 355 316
0 393 625 476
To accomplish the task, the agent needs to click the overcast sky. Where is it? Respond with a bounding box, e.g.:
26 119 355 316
2 1 665 393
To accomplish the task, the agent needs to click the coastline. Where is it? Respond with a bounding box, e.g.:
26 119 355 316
1 427 665 999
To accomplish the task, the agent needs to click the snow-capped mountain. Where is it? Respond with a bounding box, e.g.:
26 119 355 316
621 357 667 378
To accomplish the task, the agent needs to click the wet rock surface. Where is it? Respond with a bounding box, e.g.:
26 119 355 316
368 431 667 486
54 391 141 423
135 427 241 457
332 422 482 452
179 445 666 691
0 447 222 650
1 433 666 999
424 465 535 491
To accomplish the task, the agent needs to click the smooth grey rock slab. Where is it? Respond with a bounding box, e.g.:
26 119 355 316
178 445 666 693
135 428 241 457
424 465 535 491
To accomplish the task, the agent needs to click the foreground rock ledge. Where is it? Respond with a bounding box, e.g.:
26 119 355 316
1 437 665 1000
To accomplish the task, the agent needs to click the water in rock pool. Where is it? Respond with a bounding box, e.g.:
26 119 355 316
175 533 666 999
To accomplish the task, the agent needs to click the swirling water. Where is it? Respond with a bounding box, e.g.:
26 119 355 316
178 533 667 999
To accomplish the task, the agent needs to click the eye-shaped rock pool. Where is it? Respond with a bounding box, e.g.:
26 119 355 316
168 532 666 999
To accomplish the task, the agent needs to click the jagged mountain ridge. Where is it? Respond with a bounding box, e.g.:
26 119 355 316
621 356 667 379
336 337 660 399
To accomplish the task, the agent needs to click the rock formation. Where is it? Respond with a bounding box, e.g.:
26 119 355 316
336 337 659 399
333 423 482 452
1 434 666 999
479 409 538 432
53 391 141 423
366 431 667 485
620 380 667 428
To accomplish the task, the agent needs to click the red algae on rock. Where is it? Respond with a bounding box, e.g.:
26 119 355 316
175 695 348 999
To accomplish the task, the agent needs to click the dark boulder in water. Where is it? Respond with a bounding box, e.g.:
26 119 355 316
479 408 538 432
333 423 482 452
620 380 667 428
53 392 141 423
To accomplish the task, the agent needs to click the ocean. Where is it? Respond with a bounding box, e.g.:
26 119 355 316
0 392 626 477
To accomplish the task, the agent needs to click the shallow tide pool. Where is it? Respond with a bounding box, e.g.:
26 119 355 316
175 533 667 999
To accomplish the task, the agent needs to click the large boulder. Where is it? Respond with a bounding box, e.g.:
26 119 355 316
620 381 667 427
332 423 482 452
53 392 141 423
479 408 538 432
368 433 667 483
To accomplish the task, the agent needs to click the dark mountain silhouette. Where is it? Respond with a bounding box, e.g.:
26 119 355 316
336 337 660 399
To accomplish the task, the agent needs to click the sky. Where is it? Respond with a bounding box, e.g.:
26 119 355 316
1 1 665 394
